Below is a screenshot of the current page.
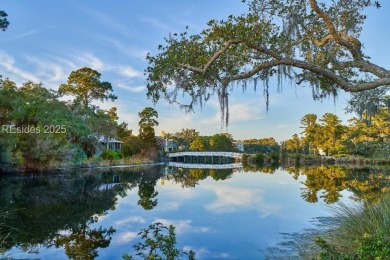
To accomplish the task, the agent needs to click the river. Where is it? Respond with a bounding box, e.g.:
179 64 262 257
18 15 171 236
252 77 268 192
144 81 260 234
0 164 388 259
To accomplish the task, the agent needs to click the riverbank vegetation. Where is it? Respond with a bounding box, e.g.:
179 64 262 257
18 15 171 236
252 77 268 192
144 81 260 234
239 91 389 166
287 194 390 259
0 71 161 173
316 196 390 259
282 87 389 164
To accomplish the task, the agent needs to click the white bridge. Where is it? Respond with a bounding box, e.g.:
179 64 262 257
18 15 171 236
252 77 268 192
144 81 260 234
168 162 243 169
168 151 243 158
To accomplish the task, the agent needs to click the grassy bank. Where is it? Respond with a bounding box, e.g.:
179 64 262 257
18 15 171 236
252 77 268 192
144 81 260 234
300 196 390 259
280 153 390 166
77 154 157 169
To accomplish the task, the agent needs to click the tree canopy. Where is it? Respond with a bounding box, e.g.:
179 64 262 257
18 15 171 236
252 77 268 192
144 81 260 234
59 67 117 109
0 10 9 31
138 107 159 146
146 0 386 126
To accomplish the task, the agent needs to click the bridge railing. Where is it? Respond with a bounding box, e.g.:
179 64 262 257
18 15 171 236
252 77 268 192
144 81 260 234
168 162 243 169
168 151 242 158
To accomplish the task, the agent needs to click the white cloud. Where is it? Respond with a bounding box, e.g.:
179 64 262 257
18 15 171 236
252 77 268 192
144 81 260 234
102 38 149 60
0 29 40 43
203 184 281 218
116 66 143 78
80 7 136 39
114 231 138 244
0 51 40 83
152 218 211 234
25 55 69 84
228 102 265 122
115 216 146 227
183 246 231 259
117 83 146 93
76 53 105 71
139 17 174 32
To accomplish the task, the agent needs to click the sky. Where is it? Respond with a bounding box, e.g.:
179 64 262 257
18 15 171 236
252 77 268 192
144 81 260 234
1 0 389 142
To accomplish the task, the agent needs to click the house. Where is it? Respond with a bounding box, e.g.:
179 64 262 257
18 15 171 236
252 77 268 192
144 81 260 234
233 140 244 152
156 137 179 152
99 136 123 151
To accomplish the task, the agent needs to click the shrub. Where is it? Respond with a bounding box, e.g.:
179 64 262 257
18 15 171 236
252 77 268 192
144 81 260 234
313 195 390 258
101 149 122 161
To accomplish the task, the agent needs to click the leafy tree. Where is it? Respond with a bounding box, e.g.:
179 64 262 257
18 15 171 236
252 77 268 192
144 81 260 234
209 133 236 151
319 113 344 155
59 67 117 109
137 179 158 210
55 222 115 260
107 107 119 122
189 136 209 151
123 222 195 260
0 80 92 170
209 169 233 181
243 138 280 154
138 107 159 127
138 107 159 146
117 122 133 141
343 108 389 157
146 0 385 126
345 86 390 126
162 128 199 149
300 114 319 154
285 134 301 153
0 10 9 31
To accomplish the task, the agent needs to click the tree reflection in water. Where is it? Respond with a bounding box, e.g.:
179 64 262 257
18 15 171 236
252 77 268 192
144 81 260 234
0 164 389 258
0 165 163 258
137 179 158 210
55 218 115 260
284 165 390 204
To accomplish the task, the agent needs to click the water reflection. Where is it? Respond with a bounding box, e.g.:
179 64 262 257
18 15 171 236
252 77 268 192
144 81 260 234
163 166 240 188
55 217 115 260
0 164 389 259
283 165 390 204
0 166 163 258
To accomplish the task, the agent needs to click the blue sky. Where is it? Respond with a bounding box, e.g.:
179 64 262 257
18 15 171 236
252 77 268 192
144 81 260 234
1 1 389 142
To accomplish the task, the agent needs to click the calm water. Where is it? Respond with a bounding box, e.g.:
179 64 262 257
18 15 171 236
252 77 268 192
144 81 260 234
0 164 389 259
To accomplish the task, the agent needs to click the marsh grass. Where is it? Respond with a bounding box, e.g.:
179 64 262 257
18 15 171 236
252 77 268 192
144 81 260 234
0 209 20 251
267 197 390 259
311 196 390 258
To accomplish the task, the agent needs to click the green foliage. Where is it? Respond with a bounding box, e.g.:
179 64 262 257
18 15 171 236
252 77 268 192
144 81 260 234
59 67 117 109
242 153 249 162
138 107 159 147
146 0 385 126
189 136 209 151
0 75 126 171
0 10 9 31
138 107 159 128
124 222 196 260
253 153 264 164
189 133 236 152
313 194 390 258
269 151 280 163
162 128 199 149
355 233 390 259
137 179 159 210
315 233 390 259
243 138 280 155
346 86 390 126
209 133 235 151
288 109 389 160
101 149 123 161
